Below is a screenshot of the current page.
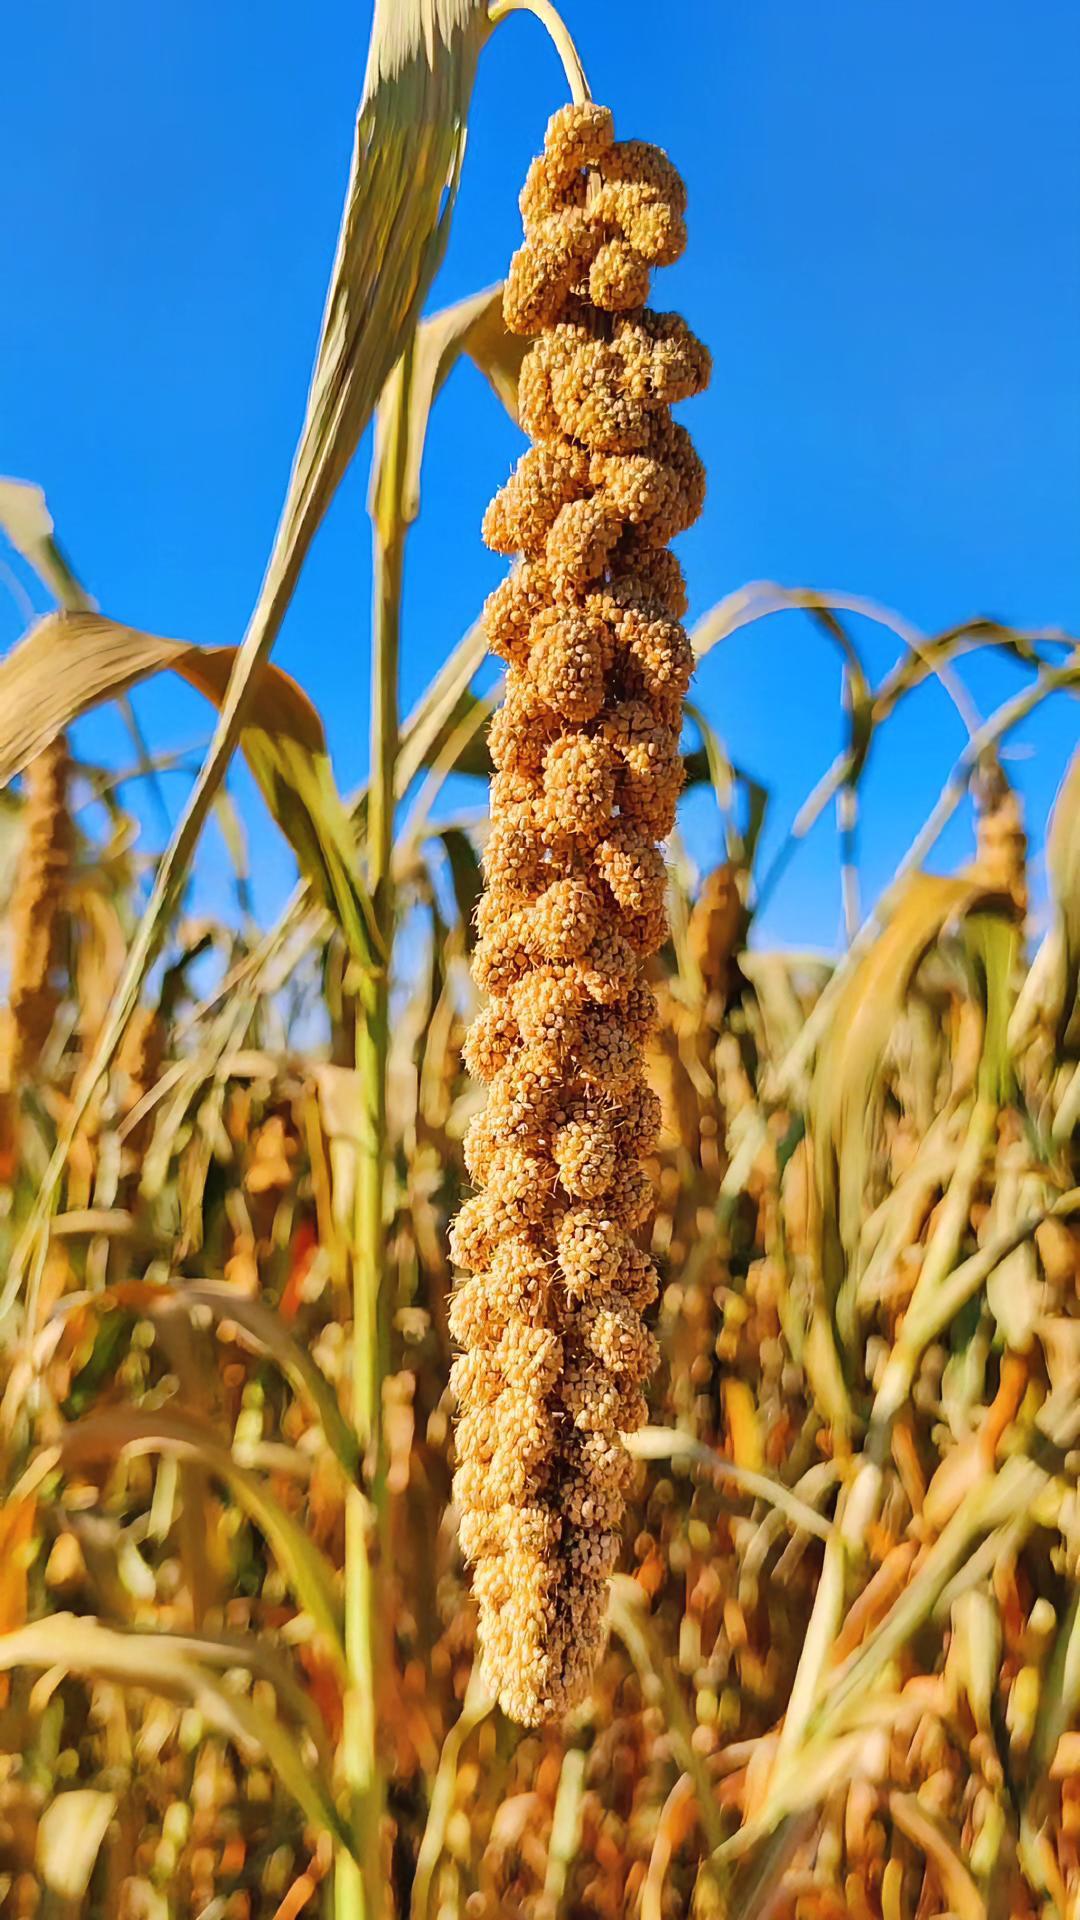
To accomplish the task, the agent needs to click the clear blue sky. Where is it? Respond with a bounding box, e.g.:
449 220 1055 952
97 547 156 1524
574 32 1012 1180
2 1 1078 949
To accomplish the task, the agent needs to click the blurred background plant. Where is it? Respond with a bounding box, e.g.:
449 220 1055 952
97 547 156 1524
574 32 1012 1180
1 3 1079 1918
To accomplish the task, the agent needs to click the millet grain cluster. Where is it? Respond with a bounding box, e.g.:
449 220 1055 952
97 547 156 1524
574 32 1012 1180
449 103 710 1725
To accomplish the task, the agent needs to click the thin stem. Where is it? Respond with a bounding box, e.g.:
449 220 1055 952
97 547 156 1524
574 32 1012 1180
410 1669 493 1919
488 0 592 104
338 343 411 1920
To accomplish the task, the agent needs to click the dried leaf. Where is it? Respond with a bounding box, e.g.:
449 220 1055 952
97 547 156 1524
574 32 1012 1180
0 476 91 610
0 610 380 972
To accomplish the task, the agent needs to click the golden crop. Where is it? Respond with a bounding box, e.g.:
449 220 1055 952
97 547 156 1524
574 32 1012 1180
450 102 708 1725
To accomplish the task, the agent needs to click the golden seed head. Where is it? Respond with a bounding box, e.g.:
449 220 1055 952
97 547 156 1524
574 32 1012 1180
450 97 704 1726
619 1077 663 1157
557 1207 633 1294
449 1191 499 1273
576 922 640 1007
472 915 533 997
604 1158 655 1229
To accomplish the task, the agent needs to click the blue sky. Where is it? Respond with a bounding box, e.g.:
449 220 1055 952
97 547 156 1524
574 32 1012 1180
2 1 1078 950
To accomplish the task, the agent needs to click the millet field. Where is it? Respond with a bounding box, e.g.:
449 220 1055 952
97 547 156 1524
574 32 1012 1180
1 5 1078 1918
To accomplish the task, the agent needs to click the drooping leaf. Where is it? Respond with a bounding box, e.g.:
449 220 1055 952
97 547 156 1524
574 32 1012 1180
682 701 769 875
682 701 736 810
373 283 527 532
0 479 176 825
957 913 1020 1104
180 613 495 1047
415 685 495 781
285 0 490 592
0 1614 349 1851
29 1409 345 1674
0 611 323 783
56 1279 358 1477
0 611 380 971
691 581 1053 699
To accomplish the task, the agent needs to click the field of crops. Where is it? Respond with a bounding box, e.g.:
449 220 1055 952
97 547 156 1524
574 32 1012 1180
1 5 1078 1918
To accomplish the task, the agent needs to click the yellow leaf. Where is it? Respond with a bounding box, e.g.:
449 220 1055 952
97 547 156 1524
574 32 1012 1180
0 1495 36 1634
722 1379 764 1472
0 612 379 969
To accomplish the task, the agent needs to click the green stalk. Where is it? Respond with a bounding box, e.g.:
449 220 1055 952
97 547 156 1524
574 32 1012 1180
338 341 411 1920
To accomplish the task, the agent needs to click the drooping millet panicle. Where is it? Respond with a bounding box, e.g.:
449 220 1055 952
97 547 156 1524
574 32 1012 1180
0 739 74 1089
449 102 710 1725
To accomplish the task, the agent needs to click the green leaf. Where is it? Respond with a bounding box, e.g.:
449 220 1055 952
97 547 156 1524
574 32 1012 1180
682 701 735 808
62 1307 136 1419
682 701 770 875
292 0 490 578
242 732 382 972
958 913 1020 1104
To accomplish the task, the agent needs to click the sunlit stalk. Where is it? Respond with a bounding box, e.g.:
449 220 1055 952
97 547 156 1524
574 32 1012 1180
339 340 411 1920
